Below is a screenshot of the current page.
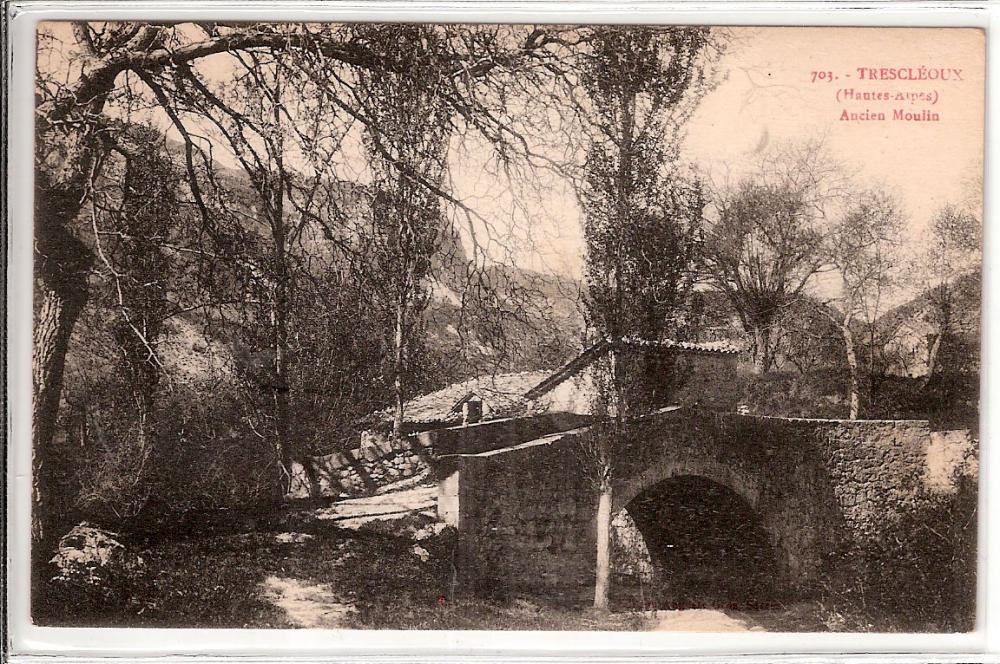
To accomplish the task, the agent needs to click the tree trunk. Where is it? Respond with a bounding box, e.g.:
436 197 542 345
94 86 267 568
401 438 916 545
392 293 408 441
267 96 303 499
925 330 944 384
32 205 94 545
840 320 860 420
593 481 613 610
267 191 294 500
31 43 125 544
272 352 293 499
608 348 621 418
33 70 114 545
750 326 775 374
271 246 294 499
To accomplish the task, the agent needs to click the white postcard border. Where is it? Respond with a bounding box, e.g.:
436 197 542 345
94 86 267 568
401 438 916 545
5 1 997 661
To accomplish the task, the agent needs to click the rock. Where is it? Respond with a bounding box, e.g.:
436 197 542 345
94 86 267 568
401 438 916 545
413 522 448 541
411 544 430 562
274 532 315 544
49 522 145 605
285 461 314 500
375 435 395 457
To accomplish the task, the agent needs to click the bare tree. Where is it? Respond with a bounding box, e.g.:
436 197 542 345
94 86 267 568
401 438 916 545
156 47 352 499
916 203 981 381
70 125 183 522
32 21 566 542
823 189 905 419
95 126 180 451
702 139 843 373
32 22 318 541
773 296 844 375
351 25 453 441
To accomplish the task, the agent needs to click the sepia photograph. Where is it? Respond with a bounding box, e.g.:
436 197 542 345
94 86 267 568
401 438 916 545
23 19 983 635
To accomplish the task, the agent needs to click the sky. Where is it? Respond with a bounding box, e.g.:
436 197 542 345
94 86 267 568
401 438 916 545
483 26 986 282
689 27 983 227
40 24 985 296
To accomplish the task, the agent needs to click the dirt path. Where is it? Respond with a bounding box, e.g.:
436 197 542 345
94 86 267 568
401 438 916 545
309 485 436 529
260 576 356 628
650 608 766 632
260 484 437 626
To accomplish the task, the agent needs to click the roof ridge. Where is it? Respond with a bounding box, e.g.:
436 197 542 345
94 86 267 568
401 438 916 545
524 335 741 401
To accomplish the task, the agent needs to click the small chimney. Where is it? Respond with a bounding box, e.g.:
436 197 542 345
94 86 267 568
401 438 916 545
462 398 483 426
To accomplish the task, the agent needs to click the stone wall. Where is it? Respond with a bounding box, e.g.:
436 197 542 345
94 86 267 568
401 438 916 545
451 408 970 597
288 431 432 499
610 510 653 582
287 411 594 500
611 412 936 564
452 433 598 594
530 352 742 417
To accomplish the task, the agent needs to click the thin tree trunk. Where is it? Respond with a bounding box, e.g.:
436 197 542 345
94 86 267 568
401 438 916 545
271 239 295 499
270 152 295 498
594 480 613 610
392 293 408 441
923 279 954 385
597 78 629 614
608 348 621 418
267 71 305 500
272 338 293 498
129 364 156 514
841 318 860 420
751 326 774 374
925 330 944 384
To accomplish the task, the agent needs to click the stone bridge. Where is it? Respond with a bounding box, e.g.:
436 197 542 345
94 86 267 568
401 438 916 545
422 408 971 602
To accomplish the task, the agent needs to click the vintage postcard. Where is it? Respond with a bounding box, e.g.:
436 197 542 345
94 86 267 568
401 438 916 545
19 19 984 639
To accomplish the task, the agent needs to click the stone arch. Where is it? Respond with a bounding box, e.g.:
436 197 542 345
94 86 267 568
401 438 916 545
613 457 763 514
448 406 934 600
616 473 783 608
611 441 809 590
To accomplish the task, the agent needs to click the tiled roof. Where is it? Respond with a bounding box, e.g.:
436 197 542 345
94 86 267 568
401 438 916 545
524 336 741 400
396 370 551 424
612 335 742 354
377 338 740 427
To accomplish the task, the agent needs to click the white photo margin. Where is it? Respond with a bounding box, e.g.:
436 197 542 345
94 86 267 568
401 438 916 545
5 1 998 661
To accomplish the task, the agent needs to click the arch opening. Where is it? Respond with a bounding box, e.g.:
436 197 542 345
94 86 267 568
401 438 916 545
612 475 782 610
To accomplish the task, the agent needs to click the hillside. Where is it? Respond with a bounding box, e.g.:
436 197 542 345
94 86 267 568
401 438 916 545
60 141 587 440
879 271 981 378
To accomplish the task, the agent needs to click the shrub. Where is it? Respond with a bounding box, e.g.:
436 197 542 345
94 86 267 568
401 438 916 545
743 369 849 419
75 426 154 523
69 376 283 530
743 369 979 430
151 381 281 513
820 477 977 632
